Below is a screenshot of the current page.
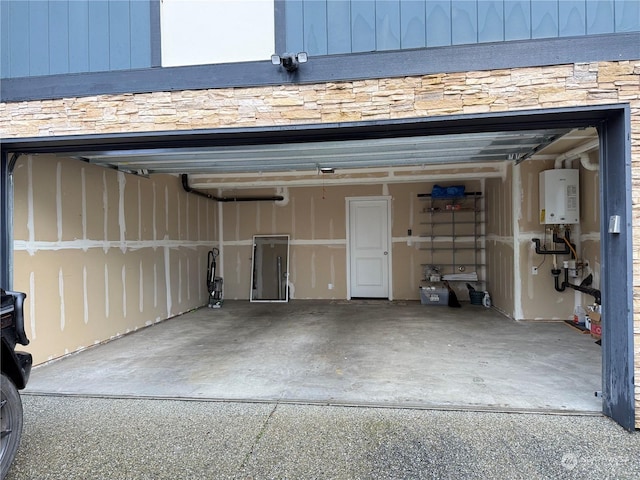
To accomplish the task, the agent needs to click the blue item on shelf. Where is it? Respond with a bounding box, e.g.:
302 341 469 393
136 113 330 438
431 184 466 198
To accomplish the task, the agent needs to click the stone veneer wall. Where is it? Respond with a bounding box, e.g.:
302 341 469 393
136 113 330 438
1 60 639 426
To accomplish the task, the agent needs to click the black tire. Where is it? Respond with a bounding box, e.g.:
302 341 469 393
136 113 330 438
1 373 24 480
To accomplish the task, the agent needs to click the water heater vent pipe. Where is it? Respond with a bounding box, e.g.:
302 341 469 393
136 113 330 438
554 139 599 169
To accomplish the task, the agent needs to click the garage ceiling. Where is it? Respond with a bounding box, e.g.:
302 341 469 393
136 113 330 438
74 128 598 176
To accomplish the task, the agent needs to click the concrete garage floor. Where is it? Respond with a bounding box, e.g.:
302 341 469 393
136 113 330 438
25 301 602 413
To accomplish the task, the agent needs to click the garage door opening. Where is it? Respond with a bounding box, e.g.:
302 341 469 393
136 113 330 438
1 105 634 430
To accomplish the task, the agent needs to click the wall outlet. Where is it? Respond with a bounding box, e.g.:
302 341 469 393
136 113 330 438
328 283 334 290
531 266 538 275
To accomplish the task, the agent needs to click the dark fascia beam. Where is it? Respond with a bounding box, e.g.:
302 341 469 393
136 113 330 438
1 32 638 103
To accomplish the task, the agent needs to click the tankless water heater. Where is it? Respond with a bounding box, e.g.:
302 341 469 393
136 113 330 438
539 169 579 225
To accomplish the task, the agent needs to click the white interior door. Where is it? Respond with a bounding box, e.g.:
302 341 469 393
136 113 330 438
348 198 390 298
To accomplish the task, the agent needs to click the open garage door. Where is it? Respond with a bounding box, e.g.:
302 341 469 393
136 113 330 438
1 105 634 430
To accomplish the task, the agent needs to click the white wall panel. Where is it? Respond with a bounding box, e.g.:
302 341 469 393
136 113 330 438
161 0 275 67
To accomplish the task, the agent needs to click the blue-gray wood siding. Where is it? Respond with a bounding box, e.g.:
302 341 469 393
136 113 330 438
281 0 640 55
1 0 153 79
3 0 639 79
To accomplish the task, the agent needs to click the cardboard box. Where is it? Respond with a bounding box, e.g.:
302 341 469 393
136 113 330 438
590 312 602 340
420 286 449 306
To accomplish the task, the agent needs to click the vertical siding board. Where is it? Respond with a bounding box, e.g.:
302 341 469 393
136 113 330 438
88 0 110 72
327 0 351 54
615 0 640 32
478 0 504 43
303 0 328 56
400 0 426 49
1 1 10 77
68 1 90 73
376 0 400 51
587 0 614 34
284 0 304 53
426 0 452 47
130 0 151 69
559 0 586 37
149 0 161 67
275 0 287 53
28 1 50 76
351 0 376 52
109 0 131 70
8 1 30 77
504 0 531 40
451 0 477 45
531 0 559 39
48 0 70 75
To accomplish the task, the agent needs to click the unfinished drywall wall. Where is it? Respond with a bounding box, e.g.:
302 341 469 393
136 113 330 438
485 166 515 317
9 152 600 363
516 154 601 321
220 184 376 300
577 150 602 304
11 155 216 364
215 179 485 301
391 182 426 301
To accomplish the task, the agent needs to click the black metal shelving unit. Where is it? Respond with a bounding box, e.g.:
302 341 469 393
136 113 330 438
417 192 484 285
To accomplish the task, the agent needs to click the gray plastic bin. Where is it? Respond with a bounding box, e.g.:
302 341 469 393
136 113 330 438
420 286 449 306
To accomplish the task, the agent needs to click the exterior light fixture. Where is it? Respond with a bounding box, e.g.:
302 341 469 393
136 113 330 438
319 167 334 174
271 52 308 72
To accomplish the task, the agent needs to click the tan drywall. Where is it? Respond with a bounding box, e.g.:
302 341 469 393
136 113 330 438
289 245 347 300
220 184 374 300
578 155 602 307
12 155 217 364
574 156 602 309
214 180 484 301
220 243 349 301
390 182 425 301
517 158 567 320
516 156 601 321
392 242 426 301
485 169 515 316
218 245 252 300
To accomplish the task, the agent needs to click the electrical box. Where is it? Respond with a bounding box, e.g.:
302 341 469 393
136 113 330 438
539 169 579 225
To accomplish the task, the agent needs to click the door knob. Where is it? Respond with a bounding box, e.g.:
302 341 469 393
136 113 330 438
384 251 388 255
